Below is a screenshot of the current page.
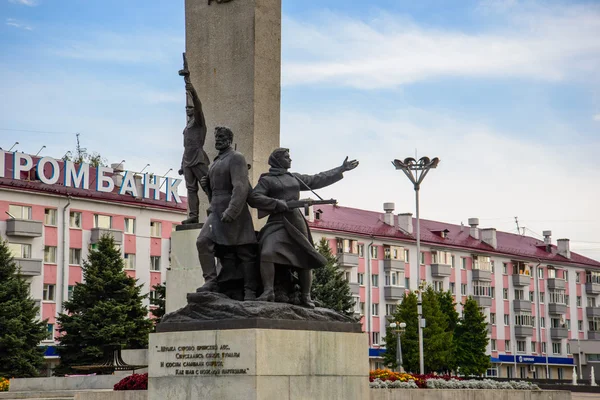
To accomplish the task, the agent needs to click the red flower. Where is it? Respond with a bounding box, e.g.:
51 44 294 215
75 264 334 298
114 373 148 391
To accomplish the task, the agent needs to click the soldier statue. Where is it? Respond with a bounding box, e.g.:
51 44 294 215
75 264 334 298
178 53 210 224
249 148 359 307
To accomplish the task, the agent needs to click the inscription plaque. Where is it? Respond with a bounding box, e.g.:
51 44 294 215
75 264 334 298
153 343 248 376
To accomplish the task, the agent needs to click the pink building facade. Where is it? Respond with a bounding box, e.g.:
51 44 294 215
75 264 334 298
309 204 600 380
0 151 186 371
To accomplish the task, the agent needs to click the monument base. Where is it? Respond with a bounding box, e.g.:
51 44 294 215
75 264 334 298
148 324 368 400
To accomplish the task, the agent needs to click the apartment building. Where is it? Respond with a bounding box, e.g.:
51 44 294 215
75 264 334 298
0 150 186 373
308 203 600 380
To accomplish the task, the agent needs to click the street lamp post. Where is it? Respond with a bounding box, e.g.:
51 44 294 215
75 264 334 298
392 156 440 375
389 322 407 372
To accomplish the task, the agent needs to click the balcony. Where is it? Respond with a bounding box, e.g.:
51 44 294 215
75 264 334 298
5 219 43 237
13 258 42 276
473 296 492 308
512 274 531 287
514 326 534 337
384 286 404 300
588 332 600 340
337 252 359 268
587 307 600 319
548 303 567 315
431 263 451 277
550 327 568 339
90 228 123 245
383 259 405 271
487 323 492 334
547 278 566 290
586 282 600 295
513 299 532 312
349 282 360 296
472 269 492 281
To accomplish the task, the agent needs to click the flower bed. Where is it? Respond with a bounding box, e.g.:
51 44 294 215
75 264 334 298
369 370 540 390
114 373 148 391
0 377 8 392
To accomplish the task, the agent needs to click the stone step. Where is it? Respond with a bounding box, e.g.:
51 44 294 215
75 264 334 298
0 390 110 399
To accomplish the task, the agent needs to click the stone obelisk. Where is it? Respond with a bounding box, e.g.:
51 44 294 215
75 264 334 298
186 0 281 217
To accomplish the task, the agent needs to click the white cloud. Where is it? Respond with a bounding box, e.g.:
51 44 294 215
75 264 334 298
594 114 600 121
51 32 183 64
6 18 32 30
281 3 600 88
8 0 37 6
280 107 600 260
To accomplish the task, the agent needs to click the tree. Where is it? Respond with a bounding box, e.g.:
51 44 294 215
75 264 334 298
383 291 419 372
422 286 452 373
55 235 152 375
62 133 106 167
150 283 166 324
0 239 47 377
311 238 355 317
454 297 490 376
436 290 459 371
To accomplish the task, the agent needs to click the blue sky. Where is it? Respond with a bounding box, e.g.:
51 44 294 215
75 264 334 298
1 0 600 259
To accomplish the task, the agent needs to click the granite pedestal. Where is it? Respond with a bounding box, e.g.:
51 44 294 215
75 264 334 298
148 321 368 400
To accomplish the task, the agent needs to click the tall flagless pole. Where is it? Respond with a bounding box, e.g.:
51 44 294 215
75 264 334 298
392 156 440 375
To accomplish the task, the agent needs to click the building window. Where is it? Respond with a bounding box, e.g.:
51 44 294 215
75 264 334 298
538 267 544 279
336 238 358 254
576 296 582 307
578 320 583 331
44 246 57 263
451 255 455 268
384 245 404 261
371 274 379 288
505 340 511 352
45 324 54 341
124 218 136 234
433 281 444 292
359 302 365 315
489 313 496 324
491 339 496 351
552 342 561 355
461 257 467 270
358 273 364 286
576 272 581 283
491 287 495 298
352 297 361 314
450 282 456 294
43 284 55 301
8 204 32 220
358 244 364 258
461 284 467 296
431 250 451 265
564 271 569 282
549 289 566 304
70 211 82 228
473 255 492 271
69 248 82 265
44 208 57 225
345 271 351 282
507 366 513 379
404 249 409 262
531 341 536 353
503 288 508 300
386 304 397 315
473 281 491 297
567 343 571 354
124 253 136 270
150 221 162 237
517 340 526 353
539 292 545 302
67 285 74 301
8 243 32 259
540 317 545 328
372 332 380 345
503 262 508 275
529 291 535 301
372 303 379 316
371 246 378 259
419 252 425 265
150 256 161 271
515 312 535 327
504 314 510 325
94 214 112 229
514 289 525 300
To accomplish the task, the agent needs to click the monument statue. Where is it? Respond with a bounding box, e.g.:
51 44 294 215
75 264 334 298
178 53 210 225
195 126 258 301
248 148 359 308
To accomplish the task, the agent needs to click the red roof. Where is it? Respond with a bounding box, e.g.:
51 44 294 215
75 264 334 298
309 204 600 269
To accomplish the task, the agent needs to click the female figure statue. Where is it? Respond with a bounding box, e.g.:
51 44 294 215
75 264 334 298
249 148 359 307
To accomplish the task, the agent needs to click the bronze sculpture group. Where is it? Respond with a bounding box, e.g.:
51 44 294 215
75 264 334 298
179 58 359 309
